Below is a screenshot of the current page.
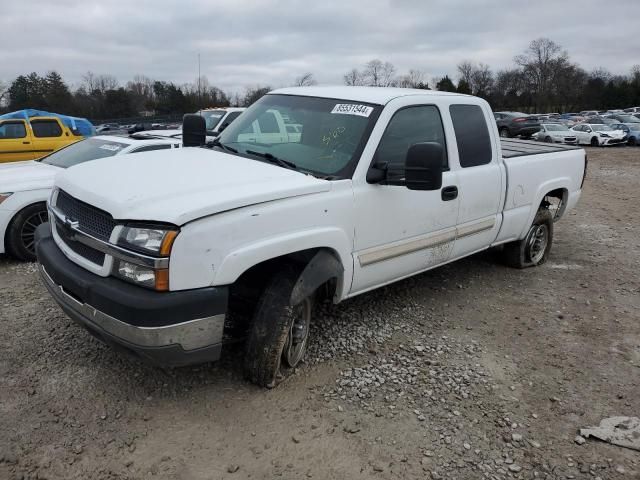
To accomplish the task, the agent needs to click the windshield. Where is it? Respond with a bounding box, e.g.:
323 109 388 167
40 137 128 168
216 94 381 178
543 124 568 131
199 110 226 130
617 115 640 123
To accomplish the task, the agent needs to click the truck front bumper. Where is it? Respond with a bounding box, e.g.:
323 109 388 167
35 223 228 367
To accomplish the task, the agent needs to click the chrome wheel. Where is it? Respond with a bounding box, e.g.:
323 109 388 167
20 210 48 256
526 224 548 264
282 298 311 368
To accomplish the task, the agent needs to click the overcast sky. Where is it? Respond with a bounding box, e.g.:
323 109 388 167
2 0 639 93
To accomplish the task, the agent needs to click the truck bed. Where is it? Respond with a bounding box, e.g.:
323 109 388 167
500 138 581 158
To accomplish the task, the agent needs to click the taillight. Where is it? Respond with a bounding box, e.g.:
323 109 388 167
513 117 528 123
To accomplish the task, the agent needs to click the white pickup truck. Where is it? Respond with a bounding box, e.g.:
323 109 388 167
35 87 586 387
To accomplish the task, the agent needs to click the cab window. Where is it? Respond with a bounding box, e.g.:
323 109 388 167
257 111 280 133
374 105 448 179
449 104 492 168
0 121 27 139
31 120 63 138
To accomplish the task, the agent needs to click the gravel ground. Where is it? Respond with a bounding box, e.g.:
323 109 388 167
1 147 639 479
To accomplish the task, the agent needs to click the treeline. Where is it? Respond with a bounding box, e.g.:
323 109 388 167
0 38 638 121
343 38 640 113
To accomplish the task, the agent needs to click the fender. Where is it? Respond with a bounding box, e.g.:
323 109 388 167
290 249 344 305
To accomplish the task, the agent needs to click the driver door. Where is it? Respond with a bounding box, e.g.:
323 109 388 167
350 104 459 294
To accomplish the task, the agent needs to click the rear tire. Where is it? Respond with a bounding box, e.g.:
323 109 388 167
503 209 553 269
499 128 510 138
6 203 48 262
244 264 314 388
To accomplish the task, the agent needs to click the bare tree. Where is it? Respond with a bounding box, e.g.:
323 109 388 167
457 61 493 97
343 68 364 86
397 69 425 88
363 59 396 87
82 71 118 94
294 72 316 87
471 63 494 97
457 61 474 89
0 80 8 107
515 38 568 111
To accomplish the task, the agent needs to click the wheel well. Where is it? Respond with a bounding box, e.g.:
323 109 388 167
226 248 341 337
540 188 568 220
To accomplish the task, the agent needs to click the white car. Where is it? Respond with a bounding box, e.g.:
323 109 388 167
570 124 626 146
197 107 246 136
533 123 578 144
0 135 181 261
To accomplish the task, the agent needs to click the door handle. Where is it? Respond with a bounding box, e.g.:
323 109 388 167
441 186 458 201
23 141 30 144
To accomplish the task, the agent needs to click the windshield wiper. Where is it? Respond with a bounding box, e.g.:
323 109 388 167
211 138 238 153
245 150 299 171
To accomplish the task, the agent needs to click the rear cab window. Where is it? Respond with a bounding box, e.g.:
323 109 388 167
449 104 492 168
31 119 63 138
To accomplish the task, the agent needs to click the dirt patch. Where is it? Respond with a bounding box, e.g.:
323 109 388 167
1 146 639 479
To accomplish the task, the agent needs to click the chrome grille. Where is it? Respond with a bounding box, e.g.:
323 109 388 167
54 216 106 265
56 190 116 241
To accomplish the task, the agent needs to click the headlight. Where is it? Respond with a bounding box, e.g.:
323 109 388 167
117 225 178 256
113 260 169 291
600 133 610 138
0 192 13 205
113 224 178 291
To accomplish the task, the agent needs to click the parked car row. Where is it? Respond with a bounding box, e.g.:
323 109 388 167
494 107 640 146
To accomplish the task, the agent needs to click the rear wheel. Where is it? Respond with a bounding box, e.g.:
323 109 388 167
6 203 48 262
499 128 510 138
244 264 314 388
503 209 553 269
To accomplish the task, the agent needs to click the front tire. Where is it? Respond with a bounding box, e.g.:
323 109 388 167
545 136 553 143
590 137 600 147
244 264 314 388
503 209 553 269
6 203 48 262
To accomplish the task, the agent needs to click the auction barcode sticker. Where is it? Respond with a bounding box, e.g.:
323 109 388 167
331 103 373 117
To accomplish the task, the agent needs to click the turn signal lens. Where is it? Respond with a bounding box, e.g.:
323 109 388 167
155 269 170 291
160 230 178 256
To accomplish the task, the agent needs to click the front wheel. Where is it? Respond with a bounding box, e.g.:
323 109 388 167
6 203 48 262
545 136 553 143
503 209 553 269
590 137 600 147
244 265 314 388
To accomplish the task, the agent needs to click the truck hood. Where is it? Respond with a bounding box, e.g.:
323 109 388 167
0 160 61 193
55 147 332 225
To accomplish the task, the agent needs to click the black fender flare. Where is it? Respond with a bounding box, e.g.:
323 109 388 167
290 250 344 304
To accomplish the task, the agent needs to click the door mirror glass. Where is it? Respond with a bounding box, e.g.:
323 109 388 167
405 142 443 191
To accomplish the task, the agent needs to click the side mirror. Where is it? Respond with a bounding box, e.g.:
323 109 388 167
182 114 206 147
405 142 443 191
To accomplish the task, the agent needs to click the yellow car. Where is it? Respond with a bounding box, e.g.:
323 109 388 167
0 114 89 163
